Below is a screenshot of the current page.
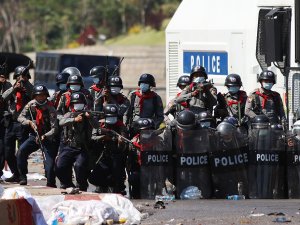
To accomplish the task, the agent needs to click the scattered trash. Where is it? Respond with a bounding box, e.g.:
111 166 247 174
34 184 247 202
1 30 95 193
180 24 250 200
61 187 81 195
273 217 291 223
106 219 114 225
155 194 175 201
154 200 165 209
268 212 285 216
140 213 149 220
101 194 141 224
2 187 47 225
180 186 202 200
226 195 245 200
27 173 46 180
48 200 119 225
168 218 175 222
249 213 265 217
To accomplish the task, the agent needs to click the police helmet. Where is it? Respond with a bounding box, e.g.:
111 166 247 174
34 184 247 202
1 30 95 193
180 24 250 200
190 65 207 80
89 66 106 79
134 118 155 130
66 75 84 87
225 74 242 87
197 111 215 128
70 92 86 104
103 104 118 117
258 70 276 84
176 110 196 130
32 84 49 98
108 76 123 88
0 61 8 78
138 73 156 87
177 75 191 87
13 66 31 79
217 121 236 141
293 120 300 137
223 116 239 127
62 67 81 77
251 115 270 129
56 72 70 85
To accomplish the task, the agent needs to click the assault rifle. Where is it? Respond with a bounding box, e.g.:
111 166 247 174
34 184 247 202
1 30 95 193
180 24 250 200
82 110 105 119
28 106 46 162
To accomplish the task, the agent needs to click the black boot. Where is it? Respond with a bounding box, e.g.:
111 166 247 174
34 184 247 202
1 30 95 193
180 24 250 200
5 174 20 183
19 175 27 185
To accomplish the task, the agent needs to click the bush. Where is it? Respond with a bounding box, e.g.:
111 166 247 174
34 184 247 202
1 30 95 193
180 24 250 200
128 25 142 35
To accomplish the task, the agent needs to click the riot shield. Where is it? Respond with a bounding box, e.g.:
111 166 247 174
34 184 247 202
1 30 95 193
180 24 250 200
209 129 248 199
140 129 174 199
175 128 213 199
248 127 286 199
286 135 300 198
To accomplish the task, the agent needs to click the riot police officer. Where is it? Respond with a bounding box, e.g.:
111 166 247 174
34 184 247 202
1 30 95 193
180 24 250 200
90 104 127 194
0 61 12 182
2 65 34 182
175 110 213 198
61 67 81 77
16 85 58 186
176 66 217 115
56 92 97 191
209 121 248 198
89 66 106 112
125 73 164 137
197 110 216 129
57 72 93 120
127 118 155 198
50 72 70 109
223 74 247 120
245 70 286 126
106 76 129 119
164 75 191 124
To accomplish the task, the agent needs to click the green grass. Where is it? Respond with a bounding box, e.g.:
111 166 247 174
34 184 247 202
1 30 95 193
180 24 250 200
105 29 165 46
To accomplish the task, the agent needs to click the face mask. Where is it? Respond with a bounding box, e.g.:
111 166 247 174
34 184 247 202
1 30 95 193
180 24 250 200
73 103 85 111
200 121 211 128
105 116 118 124
228 86 240 94
69 85 81 91
110 87 121 95
93 78 100 84
140 83 150 92
262 82 273 90
193 77 205 83
59 83 67 91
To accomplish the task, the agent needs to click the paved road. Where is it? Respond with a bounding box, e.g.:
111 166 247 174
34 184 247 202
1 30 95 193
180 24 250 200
3 152 300 225
134 199 300 225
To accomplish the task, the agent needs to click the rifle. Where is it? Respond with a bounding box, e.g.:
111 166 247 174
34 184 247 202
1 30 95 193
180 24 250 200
216 92 234 117
28 106 46 162
82 110 105 119
111 57 124 77
107 129 141 150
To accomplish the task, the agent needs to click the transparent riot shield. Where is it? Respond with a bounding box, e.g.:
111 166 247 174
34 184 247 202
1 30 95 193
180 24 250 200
175 128 213 199
248 127 286 199
286 134 300 198
140 129 174 199
209 129 248 199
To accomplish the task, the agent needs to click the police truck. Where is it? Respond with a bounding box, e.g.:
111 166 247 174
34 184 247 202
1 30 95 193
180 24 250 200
166 0 300 126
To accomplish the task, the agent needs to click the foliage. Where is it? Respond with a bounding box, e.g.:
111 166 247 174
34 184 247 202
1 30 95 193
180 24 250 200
0 0 181 52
